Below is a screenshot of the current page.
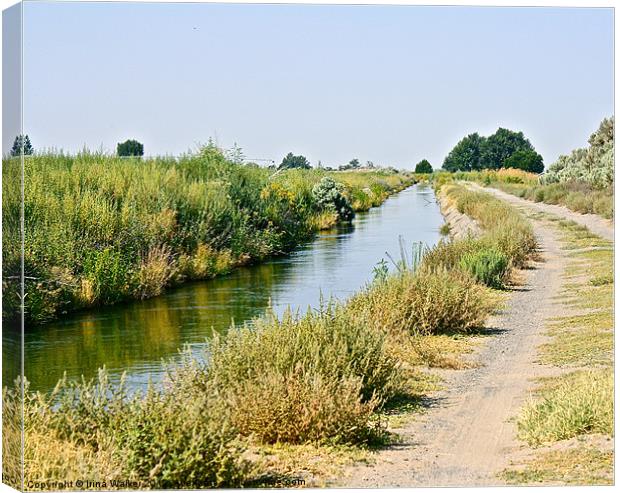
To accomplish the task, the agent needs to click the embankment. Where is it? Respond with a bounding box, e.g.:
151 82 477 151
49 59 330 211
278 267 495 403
4 182 541 489
2 149 415 325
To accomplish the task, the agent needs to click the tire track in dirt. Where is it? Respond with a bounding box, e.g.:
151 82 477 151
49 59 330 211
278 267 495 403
337 192 569 487
472 184 614 242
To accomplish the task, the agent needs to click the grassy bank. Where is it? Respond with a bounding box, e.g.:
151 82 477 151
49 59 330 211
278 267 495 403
502 216 613 485
2 146 414 325
2 184 540 488
437 167 613 220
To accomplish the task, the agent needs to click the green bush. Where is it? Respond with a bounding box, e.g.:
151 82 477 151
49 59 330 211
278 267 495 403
459 248 509 289
10 369 250 489
311 176 355 221
116 385 248 488
206 304 400 444
349 268 493 337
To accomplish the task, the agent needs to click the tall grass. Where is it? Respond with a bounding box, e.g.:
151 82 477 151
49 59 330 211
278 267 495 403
3 148 414 324
440 184 538 269
453 167 614 220
3 181 539 486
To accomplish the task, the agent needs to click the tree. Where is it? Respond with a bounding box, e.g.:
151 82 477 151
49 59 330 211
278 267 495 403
225 142 245 164
10 134 33 157
504 149 544 173
349 158 360 168
442 133 485 171
479 128 534 169
278 152 311 170
117 139 144 157
414 159 433 174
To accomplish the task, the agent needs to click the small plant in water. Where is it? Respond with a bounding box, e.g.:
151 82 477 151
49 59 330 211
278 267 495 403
372 258 389 283
385 237 428 274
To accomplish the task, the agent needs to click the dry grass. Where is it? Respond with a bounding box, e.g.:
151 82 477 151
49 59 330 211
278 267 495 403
504 216 614 485
502 444 613 485
348 269 495 337
516 370 613 446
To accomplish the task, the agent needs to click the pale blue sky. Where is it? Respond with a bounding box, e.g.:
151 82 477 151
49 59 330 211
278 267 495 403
17 2 614 169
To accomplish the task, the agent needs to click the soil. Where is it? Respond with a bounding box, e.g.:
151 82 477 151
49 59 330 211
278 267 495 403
335 185 610 487
471 184 614 242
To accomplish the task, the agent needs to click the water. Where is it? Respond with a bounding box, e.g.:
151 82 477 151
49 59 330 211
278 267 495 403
10 184 443 393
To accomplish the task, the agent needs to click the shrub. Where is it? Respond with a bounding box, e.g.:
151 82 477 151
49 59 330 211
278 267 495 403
132 245 174 299
206 305 400 444
459 247 509 289
216 368 378 445
564 192 594 214
10 369 250 489
312 177 355 221
116 385 248 488
349 268 493 337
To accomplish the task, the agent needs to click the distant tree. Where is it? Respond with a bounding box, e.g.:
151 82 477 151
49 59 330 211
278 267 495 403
279 152 311 170
366 160 375 168
10 134 33 157
414 159 433 174
479 128 534 169
117 139 144 157
504 149 544 174
349 158 360 168
225 142 245 164
442 133 485 171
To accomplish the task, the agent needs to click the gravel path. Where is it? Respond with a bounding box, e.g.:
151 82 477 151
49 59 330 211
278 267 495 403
470 183 614 242
337 192 570 487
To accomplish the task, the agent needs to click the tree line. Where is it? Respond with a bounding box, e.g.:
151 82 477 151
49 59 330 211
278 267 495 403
9 129 544 174
442 128 543 173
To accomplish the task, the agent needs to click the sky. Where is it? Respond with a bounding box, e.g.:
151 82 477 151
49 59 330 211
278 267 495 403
8 1 615 169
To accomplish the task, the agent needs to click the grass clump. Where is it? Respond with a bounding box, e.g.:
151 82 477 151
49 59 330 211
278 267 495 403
349 268 494 337
443 184 538 268
459 247 509 289
516 370 613 446
6 368 251 489
205 304 400 445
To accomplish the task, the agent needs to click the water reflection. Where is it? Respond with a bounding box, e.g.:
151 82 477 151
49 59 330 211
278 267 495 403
17 184 443 392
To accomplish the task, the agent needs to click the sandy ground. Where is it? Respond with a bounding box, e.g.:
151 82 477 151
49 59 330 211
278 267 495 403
472 184 614 242
336 186 611 487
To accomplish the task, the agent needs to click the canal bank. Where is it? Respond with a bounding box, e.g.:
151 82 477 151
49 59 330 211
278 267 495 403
9 183 444 393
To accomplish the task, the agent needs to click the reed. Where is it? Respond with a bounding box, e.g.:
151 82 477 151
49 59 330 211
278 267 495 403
3 148 415 324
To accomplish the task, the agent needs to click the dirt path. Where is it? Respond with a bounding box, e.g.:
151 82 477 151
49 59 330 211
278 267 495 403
337 192 573 487
470 183 614 242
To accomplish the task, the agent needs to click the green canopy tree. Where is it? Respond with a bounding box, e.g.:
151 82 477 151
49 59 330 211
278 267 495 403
414 159 433 174
442 133 485 171
117 139 144 157
504 149 544 173
278 152 311 170
10 134 33 157
479 128 534 169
